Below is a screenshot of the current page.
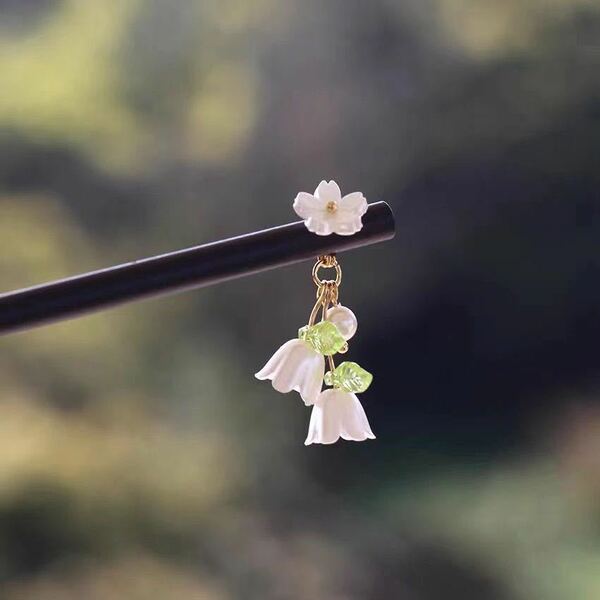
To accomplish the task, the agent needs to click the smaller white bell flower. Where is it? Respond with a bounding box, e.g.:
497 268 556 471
255 339 324 406
294 180 368 236
305 388 375 445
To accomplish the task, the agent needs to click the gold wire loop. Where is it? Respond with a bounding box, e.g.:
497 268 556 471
308 285 328 326
312 255 342 288
319 254 337 267
327 281 339 305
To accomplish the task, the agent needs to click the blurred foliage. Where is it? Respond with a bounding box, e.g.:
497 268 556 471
1 0 599 598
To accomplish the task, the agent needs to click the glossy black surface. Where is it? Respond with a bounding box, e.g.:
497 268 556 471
0 201 394 334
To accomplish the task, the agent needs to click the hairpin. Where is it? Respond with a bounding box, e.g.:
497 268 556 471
256 180 375 445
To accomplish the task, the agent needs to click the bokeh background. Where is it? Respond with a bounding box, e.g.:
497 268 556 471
1 1 599 598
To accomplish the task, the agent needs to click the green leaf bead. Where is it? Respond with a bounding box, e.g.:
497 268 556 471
324 361 373 393
298 321 346 355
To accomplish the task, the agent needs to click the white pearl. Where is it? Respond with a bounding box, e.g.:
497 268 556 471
326 305 358 340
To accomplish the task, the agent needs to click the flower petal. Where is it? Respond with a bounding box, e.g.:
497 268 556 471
255 339 299 385
340 191 368 215
305 215 333 236
255 339 324 405
314 180 342 203
329 214 363 236
296 354 325 406
327 193 368 235
305 389 375 445
293 192 325 220
338 394 375 441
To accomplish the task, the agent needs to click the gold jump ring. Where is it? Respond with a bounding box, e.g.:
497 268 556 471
312 255 342 288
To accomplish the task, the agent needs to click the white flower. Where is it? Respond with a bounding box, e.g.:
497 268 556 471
304 388 375 445
255 339 324 406
293 180 368 236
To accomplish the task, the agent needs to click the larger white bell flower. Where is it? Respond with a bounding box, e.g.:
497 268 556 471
255 339 324 406
305 388 375 445
293 180 368 236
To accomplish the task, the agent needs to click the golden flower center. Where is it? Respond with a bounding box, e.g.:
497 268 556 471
326 200 338 214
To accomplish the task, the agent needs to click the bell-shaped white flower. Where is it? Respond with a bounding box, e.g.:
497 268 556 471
255 339 324 406
305 388 375 445
293 180 368 236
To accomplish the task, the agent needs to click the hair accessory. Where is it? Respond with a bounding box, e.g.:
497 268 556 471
256 181 375 445
293 180 368 236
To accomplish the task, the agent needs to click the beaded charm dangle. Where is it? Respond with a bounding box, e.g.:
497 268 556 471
255 180 375 445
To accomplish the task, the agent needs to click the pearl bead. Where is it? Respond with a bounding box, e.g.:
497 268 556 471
326 305 357 340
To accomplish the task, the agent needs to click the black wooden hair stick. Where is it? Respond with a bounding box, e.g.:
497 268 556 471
0 201 395 335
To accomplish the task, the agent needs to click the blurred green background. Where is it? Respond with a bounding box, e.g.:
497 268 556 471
1 1 599 598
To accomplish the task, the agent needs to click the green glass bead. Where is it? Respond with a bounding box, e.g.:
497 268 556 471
298 321 346 355
325 361 373 393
